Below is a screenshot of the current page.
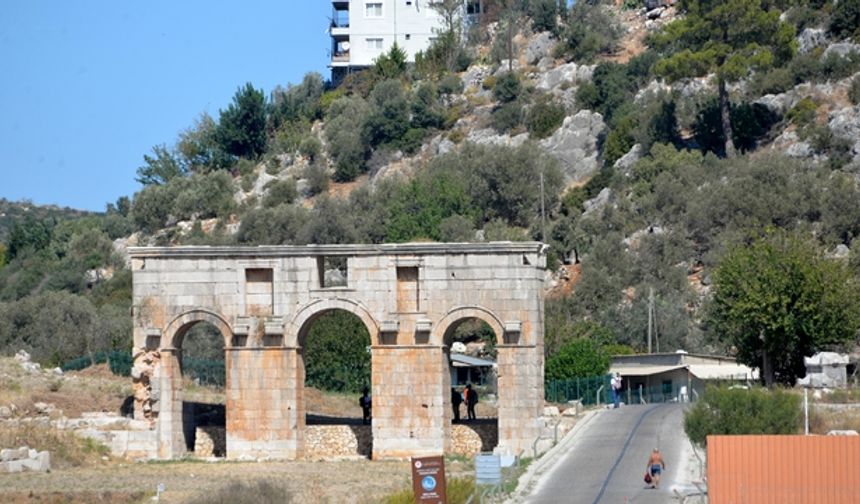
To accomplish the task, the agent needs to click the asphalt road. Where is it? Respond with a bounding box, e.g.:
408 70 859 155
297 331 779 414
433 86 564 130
524 404 689 504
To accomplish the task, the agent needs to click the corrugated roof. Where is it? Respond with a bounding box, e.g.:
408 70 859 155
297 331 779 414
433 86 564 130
450 354 495 367
688 363 757 380
609 364 687 376
610 363 758 380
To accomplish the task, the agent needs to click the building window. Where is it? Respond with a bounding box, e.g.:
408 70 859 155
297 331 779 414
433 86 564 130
366 38 383 50
365 2 383 17
318 256 348 288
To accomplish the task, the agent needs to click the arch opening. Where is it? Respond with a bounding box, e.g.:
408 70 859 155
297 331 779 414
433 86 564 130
172 320 227 457
444 317 499 453
298 308 374 458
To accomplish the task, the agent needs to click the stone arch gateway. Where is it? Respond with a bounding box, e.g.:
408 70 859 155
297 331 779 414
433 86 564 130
130 242 547 460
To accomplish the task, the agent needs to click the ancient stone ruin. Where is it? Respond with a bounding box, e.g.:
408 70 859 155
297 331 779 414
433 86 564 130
130 242 547 460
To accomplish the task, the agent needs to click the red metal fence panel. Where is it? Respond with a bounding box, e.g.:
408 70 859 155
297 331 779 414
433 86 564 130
707 435 860 504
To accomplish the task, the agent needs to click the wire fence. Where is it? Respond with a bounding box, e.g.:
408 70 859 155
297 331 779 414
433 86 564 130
62 352 225 388
545 375 612 405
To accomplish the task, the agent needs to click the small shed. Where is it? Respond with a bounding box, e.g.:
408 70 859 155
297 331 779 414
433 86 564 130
449 354 496 389
609 352 757 404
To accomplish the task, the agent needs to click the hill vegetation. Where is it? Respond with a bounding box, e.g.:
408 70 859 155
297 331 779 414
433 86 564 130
1 0 859 386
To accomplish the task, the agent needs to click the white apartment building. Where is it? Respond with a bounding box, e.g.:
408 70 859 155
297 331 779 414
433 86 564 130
329 0 482 83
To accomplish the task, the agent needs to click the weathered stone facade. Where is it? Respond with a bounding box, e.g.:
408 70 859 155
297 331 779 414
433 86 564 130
130 242 546 460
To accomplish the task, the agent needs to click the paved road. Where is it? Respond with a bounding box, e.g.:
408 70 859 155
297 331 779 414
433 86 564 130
524 404 688 504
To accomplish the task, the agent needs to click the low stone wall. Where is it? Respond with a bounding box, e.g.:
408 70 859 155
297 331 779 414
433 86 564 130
59 413 157 460
0 446 50 473
451 423 498 456
303 425 372 460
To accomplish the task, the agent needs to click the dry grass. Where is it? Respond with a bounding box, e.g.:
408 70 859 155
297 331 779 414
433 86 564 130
0 359 131 418
0 458 412 504
0 423 111 469
809 405 860 434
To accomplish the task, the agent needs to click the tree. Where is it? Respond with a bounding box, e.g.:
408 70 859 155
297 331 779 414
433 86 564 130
429 0 465 71
7 217 53 261
708 230 860 386
136 144 186 186
651 0 796 157
373 43 408 79
363 79 410 148
684 386 801 446
324 96 370 182
303 311 371 393
215 83 268 159
545 338 610 380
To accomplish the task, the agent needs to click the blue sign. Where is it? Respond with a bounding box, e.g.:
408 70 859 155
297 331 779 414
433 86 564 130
421 475 437 491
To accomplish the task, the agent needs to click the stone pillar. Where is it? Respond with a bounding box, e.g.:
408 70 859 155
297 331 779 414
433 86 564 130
371 345 447 459
156 349 185 459
496 344 544 456
225 348 300 460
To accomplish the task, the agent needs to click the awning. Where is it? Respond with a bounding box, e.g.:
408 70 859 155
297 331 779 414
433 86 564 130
610 363 758 380
450 354 495 368
609 365 687 376
688 363 758 380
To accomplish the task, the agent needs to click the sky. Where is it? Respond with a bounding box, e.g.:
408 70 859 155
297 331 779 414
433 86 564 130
0 1 330 212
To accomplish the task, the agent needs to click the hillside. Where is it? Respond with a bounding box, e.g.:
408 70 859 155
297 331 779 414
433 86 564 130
1 0 859 382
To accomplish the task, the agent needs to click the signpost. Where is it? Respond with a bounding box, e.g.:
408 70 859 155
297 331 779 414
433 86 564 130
411 455 447 504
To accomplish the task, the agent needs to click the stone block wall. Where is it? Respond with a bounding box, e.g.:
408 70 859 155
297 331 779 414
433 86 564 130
130 243 547 461
303 425 372 460
225 348 299 459
372 346 447 459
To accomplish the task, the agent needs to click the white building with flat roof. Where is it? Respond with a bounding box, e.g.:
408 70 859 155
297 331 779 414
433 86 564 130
329 0 482 83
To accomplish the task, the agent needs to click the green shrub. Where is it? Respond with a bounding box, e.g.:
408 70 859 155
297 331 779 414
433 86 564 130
439 73 464 95
492 101 524 133
298 136 322 162
786 97 818 126
304 161 329 196
493 72 522 103
412 82 444 130
530 0 559 33
325 96 370 182
555 2 621 63
602 114 636 167
684 386 801 446
526 95 566 139
262 179 298 208
829 0 860 41
748 66 795 97
363 79 410 148
821 50 860 80
545 338 610 380
186 480 293 504
382 477 475 504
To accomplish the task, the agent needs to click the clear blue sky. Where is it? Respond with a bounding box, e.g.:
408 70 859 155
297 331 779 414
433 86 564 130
1 1 330 212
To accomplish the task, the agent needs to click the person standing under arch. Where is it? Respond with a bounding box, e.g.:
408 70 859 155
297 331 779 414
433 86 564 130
465 383 479 420
451 387 462 423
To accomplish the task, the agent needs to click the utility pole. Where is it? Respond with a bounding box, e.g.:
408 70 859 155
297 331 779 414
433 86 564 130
540 171 546 243
647 287 654 354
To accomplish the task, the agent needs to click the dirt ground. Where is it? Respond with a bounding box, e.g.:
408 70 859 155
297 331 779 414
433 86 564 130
0 356 492 502
0 458 425 503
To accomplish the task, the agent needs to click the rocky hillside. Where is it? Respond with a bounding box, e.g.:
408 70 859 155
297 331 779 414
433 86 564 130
2 0 860 372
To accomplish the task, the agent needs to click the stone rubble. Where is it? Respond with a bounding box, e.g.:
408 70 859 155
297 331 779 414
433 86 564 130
0 446 51 473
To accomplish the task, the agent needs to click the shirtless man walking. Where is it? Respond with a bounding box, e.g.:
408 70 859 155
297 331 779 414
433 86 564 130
646 448 666 489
